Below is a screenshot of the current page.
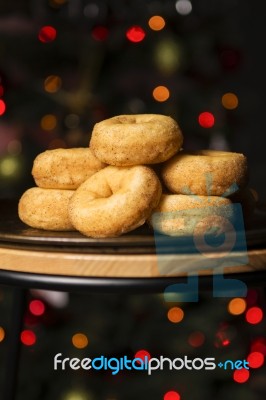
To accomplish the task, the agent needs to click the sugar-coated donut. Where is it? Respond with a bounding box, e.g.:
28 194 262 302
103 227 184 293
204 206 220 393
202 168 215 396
32 148 106 189
90 114 183 166
69 165 162 238
161 150 248 196
18 187 75 231
150 194 235 236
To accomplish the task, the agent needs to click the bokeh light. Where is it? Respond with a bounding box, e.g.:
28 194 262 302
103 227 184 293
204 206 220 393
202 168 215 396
148 16 166 31
175 0 192 15
233 368 250 383
188 331 205 347
29 299 46 316
21 330 36 346
134 349 151 363
64 390 91 400
164 390 181 400
41 114 57 131
153 85 170 102
7 140 22 156
0 85 4 97
154 39 181 74
49 0 67 6
44 75 62 93
251 338 266 355
198 111 215 128
245 307 263 325
214 326 235 348
72 333 89 349
167 307 184 323
0 99 6 115
0 156 20 177
228 298 247 315
126 26 146 43
222 92 239 110
84 3 100 18
92 26 109 41
0 326 5 342
247 351 264 369
246 289 259 306
38 26 57 43
65 114 80 129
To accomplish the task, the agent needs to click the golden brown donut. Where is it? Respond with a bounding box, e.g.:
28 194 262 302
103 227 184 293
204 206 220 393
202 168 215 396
90 114 183 166
69 165 162 238
32 148 106 189
18 187 75 231
161 150 248 196
149 194 234 236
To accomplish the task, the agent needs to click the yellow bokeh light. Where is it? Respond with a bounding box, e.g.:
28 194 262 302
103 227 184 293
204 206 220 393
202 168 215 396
152 85 170 102
64 390 90 400
0 327 5 342
41 114 57 131
221 92 239 110
44 75 62 93
0 157 19 177
228 298 247 315
167 307 184 323
72 333 89 349
148 15 166 31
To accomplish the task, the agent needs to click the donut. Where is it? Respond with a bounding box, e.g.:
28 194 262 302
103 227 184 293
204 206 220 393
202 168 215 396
150 194 234 236
18 187 75 231
161 150 248 196
69 165 162 238
90 114 183 166
32 148 106 189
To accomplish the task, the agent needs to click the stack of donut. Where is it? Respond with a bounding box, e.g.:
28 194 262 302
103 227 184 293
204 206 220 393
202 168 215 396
18 114 254 238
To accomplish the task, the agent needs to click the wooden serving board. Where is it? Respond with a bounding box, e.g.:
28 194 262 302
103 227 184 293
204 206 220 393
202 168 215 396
0 199 266 278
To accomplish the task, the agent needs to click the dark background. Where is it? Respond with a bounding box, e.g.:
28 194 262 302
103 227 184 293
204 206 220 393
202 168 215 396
0 0 265 199
0 1 266 400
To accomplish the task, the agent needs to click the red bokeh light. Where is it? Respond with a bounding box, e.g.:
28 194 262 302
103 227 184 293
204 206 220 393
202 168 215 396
233 368 250 383
246 289 258 306
92 26 109 41
222 339 230 347
126 26 146 43
251 338 266 355
134 349 151 364
38 26 57 43
0 85 4 97
20 330 36 346
29 299 45 316
164 390 181 400
247 352 264 369
188 331 205 347
198 112 215 128
0 99 6 115
245 307 263 325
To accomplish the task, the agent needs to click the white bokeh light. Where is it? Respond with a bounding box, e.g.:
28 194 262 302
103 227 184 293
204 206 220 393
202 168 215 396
175 0 193 16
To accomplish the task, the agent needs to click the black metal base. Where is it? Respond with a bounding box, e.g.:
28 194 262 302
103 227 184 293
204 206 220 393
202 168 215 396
0 269 266 293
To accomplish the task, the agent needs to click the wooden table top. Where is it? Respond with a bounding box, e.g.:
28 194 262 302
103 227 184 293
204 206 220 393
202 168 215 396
0 199 266 278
